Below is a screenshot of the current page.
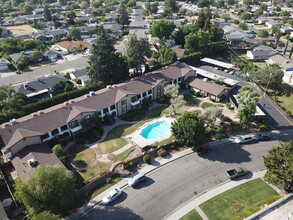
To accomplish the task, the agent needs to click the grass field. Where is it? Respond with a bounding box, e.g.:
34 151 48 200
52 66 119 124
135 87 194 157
78 162 110 182
110 146 135 162
200 179 277 220
277 96 293 114
68 145 96 166
6 24 37 35
180 209 202 220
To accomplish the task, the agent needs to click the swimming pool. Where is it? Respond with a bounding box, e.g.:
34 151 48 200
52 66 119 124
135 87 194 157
140 121 171 140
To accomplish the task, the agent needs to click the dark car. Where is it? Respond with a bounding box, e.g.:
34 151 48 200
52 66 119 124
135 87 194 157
256 133 271 141
197 145 212 156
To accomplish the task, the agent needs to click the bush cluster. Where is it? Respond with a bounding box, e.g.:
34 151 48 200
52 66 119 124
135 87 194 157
143 154 151 164
157 148 167 157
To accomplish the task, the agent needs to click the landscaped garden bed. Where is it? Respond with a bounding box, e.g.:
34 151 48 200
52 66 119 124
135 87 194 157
200 179 281 220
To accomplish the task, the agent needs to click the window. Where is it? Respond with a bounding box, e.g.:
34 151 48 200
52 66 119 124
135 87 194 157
60 125 68 131
103 108 109 114
41 133 49 140
51 129 59 136
97 111 101 116
121 100 127 114
131 97 137 102
156 85 161 98
84 115 91 120
70 120 79 129
136 94 141 99
148 89 152 95
143 92 147 97
110 105 115 110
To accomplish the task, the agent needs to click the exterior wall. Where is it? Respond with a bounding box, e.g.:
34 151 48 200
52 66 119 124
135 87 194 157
153 81 166 100
183 70 196 81
246 51 253 60
283 73 293 85
0 65 9 71
10 136 42 155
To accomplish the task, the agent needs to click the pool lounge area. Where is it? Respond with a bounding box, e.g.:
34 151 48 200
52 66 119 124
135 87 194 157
125 116 175 148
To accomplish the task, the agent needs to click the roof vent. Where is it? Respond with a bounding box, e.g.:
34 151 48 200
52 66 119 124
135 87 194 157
10 118 17 125
89 91 95 96
69 100 75 104
28 159 39 168
4 122 11 127
31 112 38 117
64 101 69 106
203 78 208 82
38 110 44 115
24 84 29 90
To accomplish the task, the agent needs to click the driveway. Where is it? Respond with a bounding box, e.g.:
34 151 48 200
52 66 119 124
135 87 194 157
195 64 293 129
79 140 280 220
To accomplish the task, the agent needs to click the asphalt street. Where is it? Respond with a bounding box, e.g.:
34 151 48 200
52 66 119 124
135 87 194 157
196 64 293 129
79 140 281 220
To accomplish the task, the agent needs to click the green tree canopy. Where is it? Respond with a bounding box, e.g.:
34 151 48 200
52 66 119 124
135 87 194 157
0 85 27 113
31 211 61 220
88 26 129 84
44 5 52 21
249 65 283 88
257 29 269 38
150 20 175 40
280 10 290 16
14 165 75 217
23 4 33 14
236 86 260 127
158 46 177 65
126 34 151 75
264 141 293 192
164 0 177 12
66 10 76 19
116 2 130 26
240 12 251 20
238 23 248 30
200 107 223 127
171 112 205 147
69 28 81 40
184 29 212 54
52 144 63 157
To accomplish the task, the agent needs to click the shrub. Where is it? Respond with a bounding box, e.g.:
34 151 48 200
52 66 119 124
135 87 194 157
285 110 292 116
259 124 269 131
209 97 216 102
179 52 202 62
234 216 243 220
266 196 275 204
201 102 216 109
251 206 260 213
106 177 112 184
143 154 151 164
52 144 63 157
59 155 67 163
242 210 253 217
157 148 167 157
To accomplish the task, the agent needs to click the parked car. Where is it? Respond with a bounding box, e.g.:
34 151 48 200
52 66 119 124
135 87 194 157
128 172 146 187
224 69 229 73
226 167 248 180
214 67 219 70
196 145 212 156
229 70 235 75
255 133 271 141
101 188 122 205
234 134 256 144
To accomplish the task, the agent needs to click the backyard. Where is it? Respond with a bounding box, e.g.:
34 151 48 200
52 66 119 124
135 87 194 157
200 179 279 220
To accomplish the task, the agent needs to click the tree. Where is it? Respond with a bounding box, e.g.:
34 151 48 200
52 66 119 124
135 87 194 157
271 25 282 48
14 165 75 217
69 28 81 40
184 29 212 54
197 0 211 8
284 34 290 55
44 5 52 21
238 23 248 30
88 26 129 84
164 84 179 99
32 212 61 220
257 29 269 38
0 85 26 113
221 13 229 22
164 84 186 115
236 86 260 127
264 141 293 192
249 65 283 88
52 144 63 157
149 20 175 40
116 2 130 27
80 2 88 9
158 46 177 65
23 4 33 14
66 10 76 19
243 0 252 6
227 0 236 5
171 112 205 147
280 10 290 16
126 34 151 75
142 9 150 17
200 107 223 127
164 0 177 12
240 12 251 20
150 1 158 14
29 50 44 61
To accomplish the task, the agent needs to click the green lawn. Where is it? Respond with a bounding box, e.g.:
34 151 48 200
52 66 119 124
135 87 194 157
180 209 202 220
254 24 266 28
110 146 135 162
200 179 277 220
98 124 131 154
67 144 96 165
277 96 293 114
78 162 110 182
184 94 200 105
153 135 176 146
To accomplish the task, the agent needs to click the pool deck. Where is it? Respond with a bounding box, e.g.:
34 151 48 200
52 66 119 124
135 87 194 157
125 115 175 148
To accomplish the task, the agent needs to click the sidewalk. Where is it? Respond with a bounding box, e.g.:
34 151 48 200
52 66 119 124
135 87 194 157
163 170 267 220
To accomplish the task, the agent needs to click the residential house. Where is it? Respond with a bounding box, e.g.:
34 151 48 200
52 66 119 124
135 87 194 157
52 41 92 56
101 23 122 33
230 95 265 117
43 50 60 60
0 60 10 71
280 26 293 34
38 21 55 30
11 143 64 181
69 68 90 87
32 29 67 41
265 20 282 28
189 78 230 101
77 16 97 24
9 53 25 63
246 45 278 61
14 75 70 100
0 62 196 160
267 54 293 85
33 8 44 15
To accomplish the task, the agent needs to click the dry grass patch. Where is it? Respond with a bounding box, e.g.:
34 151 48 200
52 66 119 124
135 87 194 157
78 162 110 182
6 24 37 35
68 144 96 165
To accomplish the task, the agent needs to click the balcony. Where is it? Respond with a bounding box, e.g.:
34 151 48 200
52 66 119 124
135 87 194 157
130 99 140 106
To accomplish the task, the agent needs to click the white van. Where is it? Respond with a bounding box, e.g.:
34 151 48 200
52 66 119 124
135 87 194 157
234 134 255 144
128 172 146 187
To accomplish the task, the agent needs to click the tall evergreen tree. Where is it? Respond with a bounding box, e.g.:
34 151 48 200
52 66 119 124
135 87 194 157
158 46 177 65
116 2 130 27
88 26 129 84
44 5 52 21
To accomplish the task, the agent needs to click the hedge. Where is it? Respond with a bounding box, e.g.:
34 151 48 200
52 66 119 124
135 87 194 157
179 52 202 62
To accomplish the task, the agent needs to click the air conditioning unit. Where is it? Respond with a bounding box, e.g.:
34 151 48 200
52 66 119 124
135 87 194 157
89 91 95 96
106 85 112 89
10 118 17 125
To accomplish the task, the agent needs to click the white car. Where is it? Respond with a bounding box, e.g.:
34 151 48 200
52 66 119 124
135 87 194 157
101 188 122 205
128 172 146 187
234 134 256 144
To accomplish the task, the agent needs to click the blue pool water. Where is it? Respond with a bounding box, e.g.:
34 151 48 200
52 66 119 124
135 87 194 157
140 121 171 140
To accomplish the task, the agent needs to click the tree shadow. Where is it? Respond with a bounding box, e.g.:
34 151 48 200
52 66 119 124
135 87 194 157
200 143 252 164
132 177 155 190
79 204 142 220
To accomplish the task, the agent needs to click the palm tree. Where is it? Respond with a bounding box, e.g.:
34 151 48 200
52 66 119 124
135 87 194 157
0 86 26 113
284 34 290 55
